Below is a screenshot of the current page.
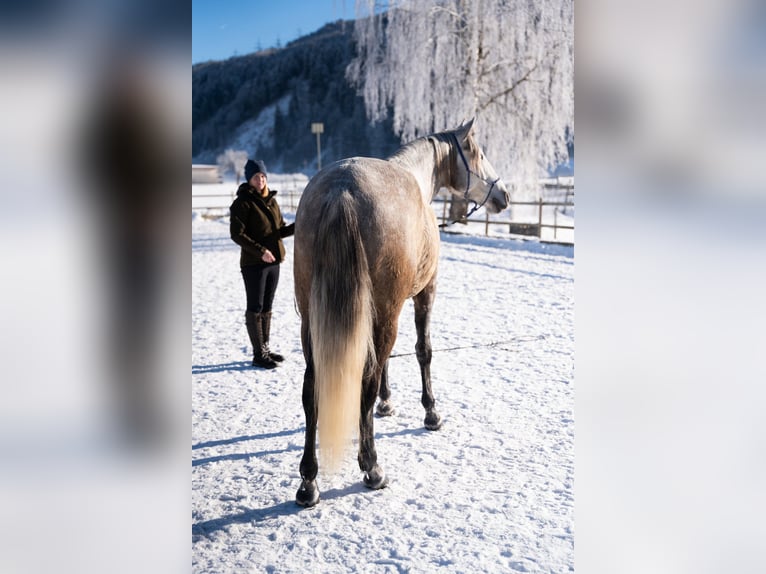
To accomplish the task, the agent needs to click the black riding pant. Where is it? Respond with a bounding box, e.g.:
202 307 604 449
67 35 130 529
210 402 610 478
241 263 280 313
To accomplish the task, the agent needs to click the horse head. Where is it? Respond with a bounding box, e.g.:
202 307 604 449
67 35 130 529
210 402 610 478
452 119 510 214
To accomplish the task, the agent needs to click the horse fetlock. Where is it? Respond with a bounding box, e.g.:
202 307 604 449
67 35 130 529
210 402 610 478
424 410 442 430
375 400 396 417
363 465 389 490
295 480 320 507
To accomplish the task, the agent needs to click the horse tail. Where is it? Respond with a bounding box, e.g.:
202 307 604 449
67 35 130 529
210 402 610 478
309 190 375 474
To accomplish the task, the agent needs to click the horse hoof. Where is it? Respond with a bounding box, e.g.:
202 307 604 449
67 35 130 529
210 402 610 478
363 466 389 490
424 411 442 430
375 400 396 417
296 480 320 507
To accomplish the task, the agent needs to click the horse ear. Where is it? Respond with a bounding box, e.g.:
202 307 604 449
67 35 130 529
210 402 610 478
456 117 476 140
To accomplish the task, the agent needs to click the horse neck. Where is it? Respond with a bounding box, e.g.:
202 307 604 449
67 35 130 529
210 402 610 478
388 137 453 204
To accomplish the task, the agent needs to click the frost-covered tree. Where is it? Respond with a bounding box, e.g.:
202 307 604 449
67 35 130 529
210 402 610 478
348 0 573 196
217 149 248 183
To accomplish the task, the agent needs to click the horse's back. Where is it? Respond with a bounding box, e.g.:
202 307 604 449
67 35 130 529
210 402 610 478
298 157 413 217
295 156 439 311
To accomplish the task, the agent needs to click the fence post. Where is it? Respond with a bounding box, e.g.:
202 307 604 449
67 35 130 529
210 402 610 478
538 198 543 239
485 211 489 236
554 207 558 240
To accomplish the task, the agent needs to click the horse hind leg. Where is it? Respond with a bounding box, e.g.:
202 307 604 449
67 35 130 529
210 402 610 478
296 346 320 507
375 359 396 417
358 364 388 490
414 284 442 430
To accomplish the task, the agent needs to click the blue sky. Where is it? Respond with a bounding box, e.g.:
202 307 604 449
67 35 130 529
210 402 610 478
192 0 353 64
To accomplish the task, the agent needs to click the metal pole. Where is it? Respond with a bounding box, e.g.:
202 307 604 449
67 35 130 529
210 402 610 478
316 132 322 171
311 122 324 173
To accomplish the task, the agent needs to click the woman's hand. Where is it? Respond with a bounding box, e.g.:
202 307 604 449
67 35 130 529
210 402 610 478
261 249 276 263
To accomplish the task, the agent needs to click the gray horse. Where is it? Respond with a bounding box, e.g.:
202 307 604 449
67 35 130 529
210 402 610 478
293 119 509 507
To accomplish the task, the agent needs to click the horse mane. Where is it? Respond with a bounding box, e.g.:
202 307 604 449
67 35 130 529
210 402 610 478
387 126 480 193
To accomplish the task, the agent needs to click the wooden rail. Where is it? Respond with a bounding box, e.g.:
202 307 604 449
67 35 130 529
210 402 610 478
193 183 574 244
432 196 574 244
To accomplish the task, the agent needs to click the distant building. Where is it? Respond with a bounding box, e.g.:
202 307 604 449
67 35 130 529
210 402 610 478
192 164 222 184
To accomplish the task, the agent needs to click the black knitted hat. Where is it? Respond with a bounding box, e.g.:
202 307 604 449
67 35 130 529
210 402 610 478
244 159 267 181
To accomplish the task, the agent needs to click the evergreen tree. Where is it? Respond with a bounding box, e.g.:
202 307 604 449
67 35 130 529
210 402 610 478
192 21 400 172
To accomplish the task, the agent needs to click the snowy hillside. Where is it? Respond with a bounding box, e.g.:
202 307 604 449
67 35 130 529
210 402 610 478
192 206 574 572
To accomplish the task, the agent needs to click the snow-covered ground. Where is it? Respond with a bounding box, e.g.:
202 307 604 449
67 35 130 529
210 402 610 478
192 201 574 572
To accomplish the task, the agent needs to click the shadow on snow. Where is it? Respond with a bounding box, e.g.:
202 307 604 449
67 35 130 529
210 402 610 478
192 428 304 467
192 361 253 375
192 483 376 539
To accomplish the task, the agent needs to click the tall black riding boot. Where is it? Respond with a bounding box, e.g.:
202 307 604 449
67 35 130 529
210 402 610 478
261 311 284 362
245 311 277 369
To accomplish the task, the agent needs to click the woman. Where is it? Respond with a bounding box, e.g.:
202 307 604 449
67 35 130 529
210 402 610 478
230 159 294 368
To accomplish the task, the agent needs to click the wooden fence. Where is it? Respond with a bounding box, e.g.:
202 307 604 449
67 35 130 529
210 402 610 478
191 176 306 214
432 197 573 244
192 178 574 245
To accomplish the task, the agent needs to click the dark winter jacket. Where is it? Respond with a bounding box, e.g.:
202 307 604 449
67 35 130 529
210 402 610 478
230 183 295 267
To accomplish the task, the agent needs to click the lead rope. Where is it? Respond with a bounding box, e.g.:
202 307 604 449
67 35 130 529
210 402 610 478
388 334 547 358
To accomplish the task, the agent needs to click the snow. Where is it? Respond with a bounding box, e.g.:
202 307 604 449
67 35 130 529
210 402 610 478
192 197 574 572
227 95 292 167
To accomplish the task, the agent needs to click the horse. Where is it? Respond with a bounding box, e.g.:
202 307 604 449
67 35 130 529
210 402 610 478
293 119 509 507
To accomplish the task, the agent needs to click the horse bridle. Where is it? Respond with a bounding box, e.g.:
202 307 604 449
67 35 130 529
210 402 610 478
450 132 500 220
